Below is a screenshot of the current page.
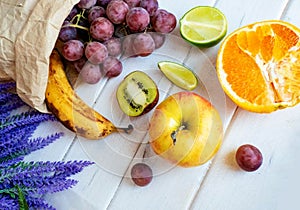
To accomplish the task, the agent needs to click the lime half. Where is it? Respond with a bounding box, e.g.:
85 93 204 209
180 6 227 48
158 61 198 91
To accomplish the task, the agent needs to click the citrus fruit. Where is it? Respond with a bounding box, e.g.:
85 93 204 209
217 20 300 113
158 61 198 90
179 6 227 48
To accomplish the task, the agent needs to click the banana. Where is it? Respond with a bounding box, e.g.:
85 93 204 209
45 50 133 140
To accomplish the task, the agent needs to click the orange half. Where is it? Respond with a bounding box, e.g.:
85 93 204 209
217 20 300 113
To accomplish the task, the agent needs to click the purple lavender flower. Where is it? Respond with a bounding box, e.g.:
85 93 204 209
0 110 56 135
0 82 94 209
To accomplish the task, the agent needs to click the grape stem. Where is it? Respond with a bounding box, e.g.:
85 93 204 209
63 24 89 31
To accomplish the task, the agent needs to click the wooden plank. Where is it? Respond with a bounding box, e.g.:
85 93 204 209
190 0 300 209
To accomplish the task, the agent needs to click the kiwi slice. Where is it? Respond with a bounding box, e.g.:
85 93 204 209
117 71 159 117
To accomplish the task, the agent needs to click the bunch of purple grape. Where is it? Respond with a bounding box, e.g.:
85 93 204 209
58 0 177 84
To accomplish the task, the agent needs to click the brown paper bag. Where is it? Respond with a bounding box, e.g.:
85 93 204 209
0 0 79 112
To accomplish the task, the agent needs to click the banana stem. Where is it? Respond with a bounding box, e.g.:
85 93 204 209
115 124 134 134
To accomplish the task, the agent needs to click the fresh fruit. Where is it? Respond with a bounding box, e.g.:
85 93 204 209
131 163 153 187
90 17 114 41
158 61 198 91
77 0 97 9
151 9 176 33
216 20 300 113
235 144 263 172
88 6 106 23
116 71 159 117
140 0 159 16
149 91 223 167
102 56 123 77
59 21 77 42
106 0 129 24
79 61 103 84
132 33 155 56
57 1 177 85
61 40 84 61
180 6 227 48
45 50 133 139
85 41 108 64
126 7 150 32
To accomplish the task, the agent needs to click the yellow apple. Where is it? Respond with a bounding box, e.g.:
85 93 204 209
148 91 223 167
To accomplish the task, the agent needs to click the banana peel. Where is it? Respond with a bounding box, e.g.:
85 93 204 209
45 50 133 140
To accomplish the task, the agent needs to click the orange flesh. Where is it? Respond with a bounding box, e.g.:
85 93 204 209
220 22 300 109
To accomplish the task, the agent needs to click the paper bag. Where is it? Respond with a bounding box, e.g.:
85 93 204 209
0 0 79 112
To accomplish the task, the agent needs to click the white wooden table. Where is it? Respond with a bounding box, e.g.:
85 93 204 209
26 0 300 209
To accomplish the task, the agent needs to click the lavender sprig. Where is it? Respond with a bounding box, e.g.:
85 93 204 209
0 110 56 135
0 82 94 209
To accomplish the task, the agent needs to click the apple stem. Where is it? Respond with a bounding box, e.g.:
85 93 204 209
170 125 185 145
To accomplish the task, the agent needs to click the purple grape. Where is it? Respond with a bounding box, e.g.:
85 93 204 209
59 21 77 42
85 41 108 64
140 0 158 16
132 33 155 57
65 6 78 22
151 9 176 33
235 144 263 172
150 32 165 49
126 7 150 32
90 17 114 41
73 56 88 72
80 61 102 84
122 34 136 58
106 0 129 24
103 56 123 77
104 38 122 57
131 163 153 187
88 6 106 23
77 0 97 9
62 40 84 61
124 0 140 8
96 0 112 8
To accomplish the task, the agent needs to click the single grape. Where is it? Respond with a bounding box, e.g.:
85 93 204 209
59 21 77 42
126 7 150 32
65 6 78 22
140 0 158 16
77 0 97 9
96 0 112 8
131 163 153 187
80 61 102 84
133 33 155 57
151 9 176 33
62 40 84 61
104 38 122 57
73 56 88 72
122 34 137 58
88 6 106 23
150 32 165 49
124 0 140 8
235 144 263 172
103 56 123 77
90 17 114 41
85 41 108 64
106 0 129 24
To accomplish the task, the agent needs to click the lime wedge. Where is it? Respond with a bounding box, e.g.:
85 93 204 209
158 61 198 91
180 6 227 48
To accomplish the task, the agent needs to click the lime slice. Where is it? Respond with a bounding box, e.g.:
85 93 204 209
180 6 227 48
158 61 198 91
